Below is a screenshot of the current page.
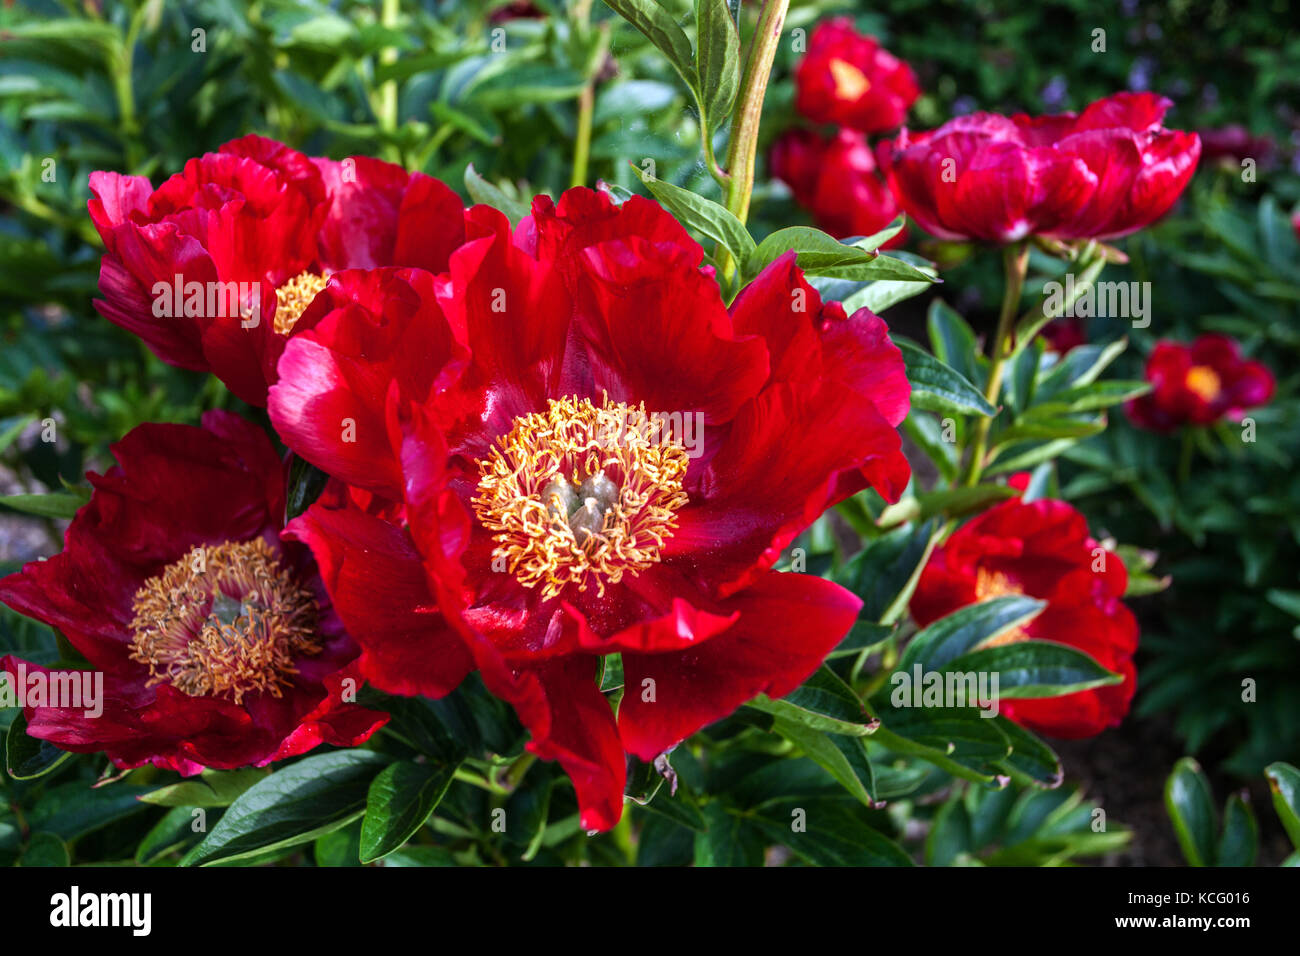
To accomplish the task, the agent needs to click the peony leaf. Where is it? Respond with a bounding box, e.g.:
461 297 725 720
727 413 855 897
359 760 457 863
181 750 391 867
1165 757 1217 866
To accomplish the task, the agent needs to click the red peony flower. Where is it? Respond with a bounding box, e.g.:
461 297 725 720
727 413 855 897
88 135 465 407
1126 334 1274 432
269 187 912 829
770 128 906 246
910 497 1138 739
1040 316 1087 355
1197 124 1276 170
882 92 1201 242
795 18 919 133
0 411 387 774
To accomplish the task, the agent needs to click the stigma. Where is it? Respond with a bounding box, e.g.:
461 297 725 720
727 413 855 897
472 396 691 599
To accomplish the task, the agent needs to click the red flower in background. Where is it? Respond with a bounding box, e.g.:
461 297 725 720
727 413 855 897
1197 125 1276 170
1126 334 1274 431
0 412 386 774
770 128 906 246
1040 316 1087 355
910 497 1138 739
270 187 912 830
88 135 465 406
795 18 919 133
883 92 1201 242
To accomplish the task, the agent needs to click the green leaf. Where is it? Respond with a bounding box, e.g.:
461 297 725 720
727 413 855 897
599 0 696 89
744 226 877 277
869 700 1011 783
1216 792 1258 867
694 0 739 133
899 595 1046 672
1165 757 1217 866
894 337 997 417
6 711 73 780
694 801 766 866
943 640 1121 698
772 718 878 807
1028 380 1151 414
382 845 459 866
285 456 329 522
927 299 981 386
0 492 84 520
838 519 939 625
1265 761 1300 851
19 832 69 867
751 797 913 866
26 782 154 841
181 750 391 867
140 768 267 808
359 760 457 863
136 806 208 865
636 168 755 264
926 797 973 865
464 163 529 226
748 665 876 736
991 717 1063 788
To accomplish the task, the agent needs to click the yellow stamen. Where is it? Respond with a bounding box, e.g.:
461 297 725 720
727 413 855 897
472 396 690 600
273 271 329 335
829 58 871 101
129 538 321 703
975 567 1030 647
1184 365 1222 403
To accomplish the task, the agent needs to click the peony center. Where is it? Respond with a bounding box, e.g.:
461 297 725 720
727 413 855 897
829 58 871 101
273 271 329 335
128 538 321 703
974 567 1031 647
1184 364 1222 403
472 396 690 600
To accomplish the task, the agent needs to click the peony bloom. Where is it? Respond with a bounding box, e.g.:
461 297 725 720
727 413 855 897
0 411 387 774
1040 316 1087 355
770 128 906 246
882 92 1201 242
88 135 465 407
795 18 919 133
1126 334 1274 432
910 497 1138 739
269 187 912 829
1197 124 1276 170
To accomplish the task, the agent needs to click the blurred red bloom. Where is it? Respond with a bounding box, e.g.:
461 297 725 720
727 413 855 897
1197 124 1276 170
795 18 919 133
910 497 1138 739
1040 316 1087 355
88 135 465 406
770 128 906 246
882 92 1201 242
1126 334 1274 431
270 187 912 829
0 412 386 774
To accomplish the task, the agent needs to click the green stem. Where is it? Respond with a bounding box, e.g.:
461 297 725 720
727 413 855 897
964 242 1029 485
572 84 594 188
112 3 147 171
1178 429 1195 485
715 0 789 280
569 0 600 188
378 0 401 161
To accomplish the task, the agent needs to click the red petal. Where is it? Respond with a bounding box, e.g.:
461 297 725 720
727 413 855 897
618 571 861 759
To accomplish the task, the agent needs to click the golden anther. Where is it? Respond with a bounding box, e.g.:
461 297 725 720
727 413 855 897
472 396 691 599
273 271 329 335
974 567 1031 647
128 538 321 703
